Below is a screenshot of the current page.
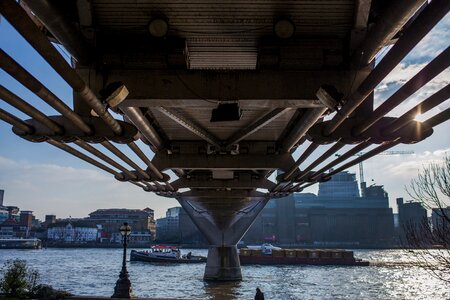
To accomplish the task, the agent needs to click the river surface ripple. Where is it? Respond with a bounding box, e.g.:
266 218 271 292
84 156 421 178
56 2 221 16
0 248 448 299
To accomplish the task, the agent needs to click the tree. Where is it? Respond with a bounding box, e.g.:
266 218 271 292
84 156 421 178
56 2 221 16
0 259 39 298
405 156 450 284
0 259 71 299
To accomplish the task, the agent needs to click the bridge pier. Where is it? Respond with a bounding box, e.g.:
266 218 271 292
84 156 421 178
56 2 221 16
178 196 269 281
204 246 241 281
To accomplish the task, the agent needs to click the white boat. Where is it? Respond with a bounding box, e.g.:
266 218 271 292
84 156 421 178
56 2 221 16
130 245 206 264
246 243 282 254
0 238 42 249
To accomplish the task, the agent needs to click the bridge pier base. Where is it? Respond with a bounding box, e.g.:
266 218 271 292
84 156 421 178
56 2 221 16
204 246 241 281
178 196 269 281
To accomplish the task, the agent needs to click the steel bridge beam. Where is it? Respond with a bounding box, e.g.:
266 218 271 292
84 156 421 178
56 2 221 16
21 0 91 65
104 69 354 105
325 0 450 135
0 0 122 135
351 0 426 66
152 152 296 172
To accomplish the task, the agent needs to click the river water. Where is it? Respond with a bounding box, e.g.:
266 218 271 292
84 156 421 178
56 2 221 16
0 248 448 299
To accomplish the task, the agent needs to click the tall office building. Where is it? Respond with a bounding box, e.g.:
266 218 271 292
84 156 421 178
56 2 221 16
318 171 360 198
396 197 428 242
244 171 395 247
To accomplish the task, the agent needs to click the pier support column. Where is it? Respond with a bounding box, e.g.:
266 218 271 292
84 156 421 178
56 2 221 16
178 195 269 281
204 246 241 281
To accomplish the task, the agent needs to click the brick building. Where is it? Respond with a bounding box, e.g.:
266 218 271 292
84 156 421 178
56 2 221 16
87 208 156 240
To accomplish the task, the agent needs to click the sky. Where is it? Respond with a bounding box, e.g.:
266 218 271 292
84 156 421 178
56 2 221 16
0 12 449 220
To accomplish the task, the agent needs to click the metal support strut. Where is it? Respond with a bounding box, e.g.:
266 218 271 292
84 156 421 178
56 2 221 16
178 196 269 281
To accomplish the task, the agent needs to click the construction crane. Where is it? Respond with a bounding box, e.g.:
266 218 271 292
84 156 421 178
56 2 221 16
335 150 414 196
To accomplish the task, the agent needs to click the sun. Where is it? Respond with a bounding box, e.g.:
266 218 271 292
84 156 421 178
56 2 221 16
414 113 423 122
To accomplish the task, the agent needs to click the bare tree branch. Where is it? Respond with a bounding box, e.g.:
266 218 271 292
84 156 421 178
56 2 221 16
404 156 450 284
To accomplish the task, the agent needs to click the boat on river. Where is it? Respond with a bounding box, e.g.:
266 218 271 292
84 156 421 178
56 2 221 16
130 245 207 263
0 238 42 249
239 244 369 266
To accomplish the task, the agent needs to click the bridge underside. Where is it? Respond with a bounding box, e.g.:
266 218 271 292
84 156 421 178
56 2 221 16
1 0 449 281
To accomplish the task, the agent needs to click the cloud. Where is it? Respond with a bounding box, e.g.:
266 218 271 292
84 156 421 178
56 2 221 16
374 63 450 117
403 15 450 64
361 149 449 209
0 156 178 220
433 149 450 156
376 63 426 91
373 149 448 176
374 13 449 65
375 64 449 95
0 156 15 167
372 13 450 118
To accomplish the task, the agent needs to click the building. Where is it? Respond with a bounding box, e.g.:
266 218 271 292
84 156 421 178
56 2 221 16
431 207 450 244
0 218 17 239
156 207 181 242
0 211 35 239
0 190 35 238
244 171 395 247
244 199 278 244
179 209 206 245
397 198 428 229
47 221 98 243
87 208 156 240
397 198 427 225
0 207 8 224
0 190 9 225
318 171 360 198
110 231 153 244
396 198 429 245
143 207 156 238
156 207 206 245
20 211 33 228
42 214 56 228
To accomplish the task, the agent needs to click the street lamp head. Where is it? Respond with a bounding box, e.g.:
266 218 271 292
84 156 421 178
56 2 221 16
119 222 132 236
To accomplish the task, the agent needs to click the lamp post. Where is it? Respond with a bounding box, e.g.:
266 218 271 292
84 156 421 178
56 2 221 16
112 222 132 298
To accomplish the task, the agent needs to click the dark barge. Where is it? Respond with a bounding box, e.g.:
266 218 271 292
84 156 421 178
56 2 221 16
239 247 369 266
